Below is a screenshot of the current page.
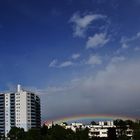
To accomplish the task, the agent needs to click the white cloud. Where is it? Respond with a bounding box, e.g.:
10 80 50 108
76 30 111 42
72 53 80 59
49 59 58 67
120 38 129 50
134 47 140 51
59 61 73 68
87 55 102 65
120 32 140 49
122 43 129 49
137 32 140 37
86 33 110 49
111 56 126 63
70 12 106 37
49 59 74 68
116 32 140 55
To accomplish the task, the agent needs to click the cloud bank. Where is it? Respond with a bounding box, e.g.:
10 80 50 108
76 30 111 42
41 57 140 120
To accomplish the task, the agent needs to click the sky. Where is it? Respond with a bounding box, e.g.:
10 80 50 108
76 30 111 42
0 0 140 121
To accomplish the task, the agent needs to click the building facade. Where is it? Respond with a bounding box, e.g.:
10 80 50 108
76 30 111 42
87 121 115 138
0 85 41 136
57 121 133 138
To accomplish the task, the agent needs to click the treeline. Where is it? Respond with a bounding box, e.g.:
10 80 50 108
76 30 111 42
1 119 140 140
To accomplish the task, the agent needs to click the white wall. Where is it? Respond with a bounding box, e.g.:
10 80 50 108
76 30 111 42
15 91 28 131
5 93 11 136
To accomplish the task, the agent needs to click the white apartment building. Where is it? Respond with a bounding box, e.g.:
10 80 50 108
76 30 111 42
0 84 41 136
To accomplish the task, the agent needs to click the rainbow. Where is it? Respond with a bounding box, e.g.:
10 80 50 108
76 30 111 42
44 114 139 125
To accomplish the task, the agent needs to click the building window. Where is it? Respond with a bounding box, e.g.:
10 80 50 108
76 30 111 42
102 132 107 134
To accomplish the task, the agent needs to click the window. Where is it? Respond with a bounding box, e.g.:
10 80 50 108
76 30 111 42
127 131 132 135
93 132 100 135
102 132 107 134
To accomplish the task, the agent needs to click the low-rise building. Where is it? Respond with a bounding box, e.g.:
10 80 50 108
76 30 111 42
58 120 133 138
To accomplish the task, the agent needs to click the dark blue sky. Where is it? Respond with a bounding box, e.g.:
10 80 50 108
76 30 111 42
0 0 140 121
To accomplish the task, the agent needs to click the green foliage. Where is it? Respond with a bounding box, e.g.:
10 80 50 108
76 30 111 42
7 127 25 140
75 128 89 140
133 121 140 140
114 119 128 137
24 128 41 140
41 124 48 137
133 129 140 140
108 128 117 140
45 124 78 140
90 137 107 140
91 121 97 125
117 135 130 140
114 119 127 129
125 120 134 129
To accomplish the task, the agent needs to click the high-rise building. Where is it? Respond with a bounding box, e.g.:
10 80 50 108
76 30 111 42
0 84 41 136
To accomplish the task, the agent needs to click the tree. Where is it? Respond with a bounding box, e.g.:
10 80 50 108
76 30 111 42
133 129 140 140
107 128 117 140
133 121 140 140
44 124 67 140
7 127 25 140
62 122 68 126
24 128 41 140
75 127 89 140
114 119 127 137
41 124 48 136
91 121 97 125
125 120 134 129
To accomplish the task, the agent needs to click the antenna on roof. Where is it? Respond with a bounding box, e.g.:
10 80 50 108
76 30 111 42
17 84 22 92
